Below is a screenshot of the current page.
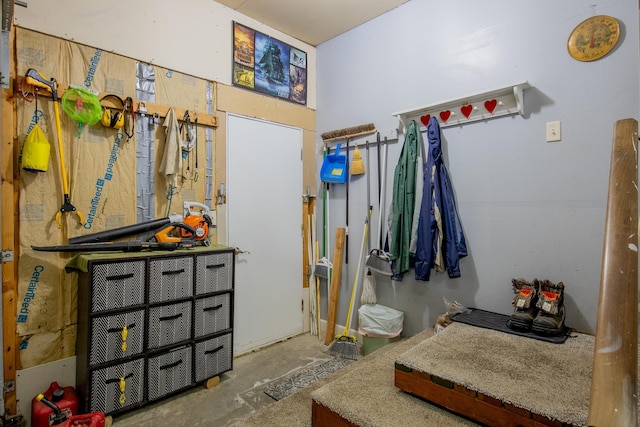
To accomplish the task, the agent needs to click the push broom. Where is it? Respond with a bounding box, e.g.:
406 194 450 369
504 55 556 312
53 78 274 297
328 219 368 360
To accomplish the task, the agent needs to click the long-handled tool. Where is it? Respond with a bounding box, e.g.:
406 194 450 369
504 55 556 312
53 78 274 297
361 137 377 305
366 136 393 276
328 219 368 360
25 68 83 228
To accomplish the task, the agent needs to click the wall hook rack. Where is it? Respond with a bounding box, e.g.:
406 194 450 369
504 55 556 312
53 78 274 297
392 81 532 132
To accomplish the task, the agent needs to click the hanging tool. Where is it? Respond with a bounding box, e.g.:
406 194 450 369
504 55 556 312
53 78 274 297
25 68 83 228
193 112 199 181
361 138 376 305
345 138 350 265
320 123 376 264
181 110 198 183
366 136 393 276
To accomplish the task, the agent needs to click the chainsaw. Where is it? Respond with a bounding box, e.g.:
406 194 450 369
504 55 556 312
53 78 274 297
32 202 215 252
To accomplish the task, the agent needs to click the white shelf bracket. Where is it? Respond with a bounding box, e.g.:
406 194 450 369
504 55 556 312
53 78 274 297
514 84 525 113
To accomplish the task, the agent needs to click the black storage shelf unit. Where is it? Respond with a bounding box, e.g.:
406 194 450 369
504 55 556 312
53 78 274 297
72 246 235 416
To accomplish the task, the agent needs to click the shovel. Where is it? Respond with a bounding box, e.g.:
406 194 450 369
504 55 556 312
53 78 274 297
25 69 83 228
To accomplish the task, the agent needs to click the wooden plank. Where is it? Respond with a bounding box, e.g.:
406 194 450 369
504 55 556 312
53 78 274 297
589 118 638 426
17 79 218 127
532 413 564 427
311 400 357 427
477 391 502 407
204 376 220 389
454 383 477 398
324 228 345 346
394 368 562 427
130 98 217 127
2 25 18 419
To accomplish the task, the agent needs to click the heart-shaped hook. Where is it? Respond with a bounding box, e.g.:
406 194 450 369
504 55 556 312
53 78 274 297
420 114 431 126
461 104 473 118
439 110 451 123
484 99 497 114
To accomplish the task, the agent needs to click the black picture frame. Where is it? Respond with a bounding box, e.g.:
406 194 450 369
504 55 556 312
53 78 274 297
232 21 307 106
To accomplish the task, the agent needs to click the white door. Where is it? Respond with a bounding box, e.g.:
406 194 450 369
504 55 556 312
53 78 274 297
227 114 303 355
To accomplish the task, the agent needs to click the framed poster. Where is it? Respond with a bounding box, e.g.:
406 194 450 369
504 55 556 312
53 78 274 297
232 21 307 106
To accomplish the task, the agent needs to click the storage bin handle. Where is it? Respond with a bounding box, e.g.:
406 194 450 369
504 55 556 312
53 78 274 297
204 345 224 355
105 273 134 281
203 304 223 312
206 263 225 270
107 323 136 333
159 360 183 370
105 372 134 384
162 268 185 276
158 313 183 321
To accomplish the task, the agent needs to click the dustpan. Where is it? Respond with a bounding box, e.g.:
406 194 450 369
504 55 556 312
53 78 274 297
320 143 347 183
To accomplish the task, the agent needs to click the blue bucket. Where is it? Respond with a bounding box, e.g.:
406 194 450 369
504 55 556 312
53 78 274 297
320 143 347 183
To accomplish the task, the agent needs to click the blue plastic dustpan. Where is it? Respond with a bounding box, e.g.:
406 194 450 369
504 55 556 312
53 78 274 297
320 143 347 183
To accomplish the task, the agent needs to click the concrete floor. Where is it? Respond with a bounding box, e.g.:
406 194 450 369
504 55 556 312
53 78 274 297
111 333 330 427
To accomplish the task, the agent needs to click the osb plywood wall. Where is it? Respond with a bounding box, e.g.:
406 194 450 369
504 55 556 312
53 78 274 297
15 28 217 368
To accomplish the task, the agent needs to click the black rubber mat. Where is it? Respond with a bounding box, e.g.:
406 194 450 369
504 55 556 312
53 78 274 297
451 308 571 344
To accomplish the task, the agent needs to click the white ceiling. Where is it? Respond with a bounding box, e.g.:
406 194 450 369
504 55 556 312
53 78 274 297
214 0 409 46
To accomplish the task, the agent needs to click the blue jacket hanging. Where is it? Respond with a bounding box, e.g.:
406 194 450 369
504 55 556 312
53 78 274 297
414 117 467 280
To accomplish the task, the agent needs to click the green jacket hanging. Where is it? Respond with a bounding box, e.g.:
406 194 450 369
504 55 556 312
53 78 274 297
388 120 421 276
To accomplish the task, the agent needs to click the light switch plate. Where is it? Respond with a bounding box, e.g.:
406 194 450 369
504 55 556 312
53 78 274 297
546 121 561 142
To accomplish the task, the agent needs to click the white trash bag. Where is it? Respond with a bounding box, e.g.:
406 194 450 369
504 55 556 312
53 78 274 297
358 304 404 337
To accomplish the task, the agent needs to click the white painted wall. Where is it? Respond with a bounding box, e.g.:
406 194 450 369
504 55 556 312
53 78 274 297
13 0 317 108
317 0 640 336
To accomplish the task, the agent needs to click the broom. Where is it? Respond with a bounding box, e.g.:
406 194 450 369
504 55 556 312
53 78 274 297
350 146 365 175
320 123 376 142
328 219 368 360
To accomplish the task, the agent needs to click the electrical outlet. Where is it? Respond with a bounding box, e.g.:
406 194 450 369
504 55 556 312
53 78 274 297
546 121 561 142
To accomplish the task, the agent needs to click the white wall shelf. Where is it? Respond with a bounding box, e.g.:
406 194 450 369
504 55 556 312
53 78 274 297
392 81 532 132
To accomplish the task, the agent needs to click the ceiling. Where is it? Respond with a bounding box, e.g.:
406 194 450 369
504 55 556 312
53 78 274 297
214 0 409 46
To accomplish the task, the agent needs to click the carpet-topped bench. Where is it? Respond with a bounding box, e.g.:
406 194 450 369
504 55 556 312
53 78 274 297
394 322 592 427
312 322 595 427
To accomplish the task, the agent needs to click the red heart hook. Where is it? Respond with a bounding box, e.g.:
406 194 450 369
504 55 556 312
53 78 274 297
484 99 497 114
420 114 431 126
439 110 451 123
461 104 473 118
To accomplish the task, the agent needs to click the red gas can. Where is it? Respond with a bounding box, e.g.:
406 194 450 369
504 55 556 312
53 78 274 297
31 382 79 427
58 412 105 427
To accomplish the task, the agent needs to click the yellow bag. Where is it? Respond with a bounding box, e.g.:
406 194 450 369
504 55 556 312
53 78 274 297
21 124 50 172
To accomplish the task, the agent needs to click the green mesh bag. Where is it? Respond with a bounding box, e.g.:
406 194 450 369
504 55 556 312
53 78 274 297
61 87 102 125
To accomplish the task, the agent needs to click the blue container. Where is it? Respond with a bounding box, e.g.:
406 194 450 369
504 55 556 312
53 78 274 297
320 143 347 183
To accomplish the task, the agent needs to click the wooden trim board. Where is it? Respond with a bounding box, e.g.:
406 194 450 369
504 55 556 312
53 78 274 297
312 400 357 427
394 364 573 427
324 228 345 345
2 25 19 419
